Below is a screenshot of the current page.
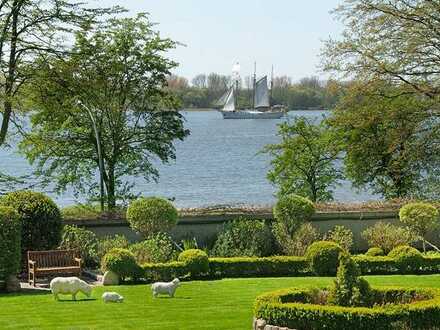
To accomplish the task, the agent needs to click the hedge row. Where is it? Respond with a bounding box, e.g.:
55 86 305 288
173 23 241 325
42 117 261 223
139 255 440 282
254 287 440 330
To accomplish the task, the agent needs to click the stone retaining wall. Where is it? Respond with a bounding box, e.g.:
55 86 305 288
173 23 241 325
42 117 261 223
253 318 296 330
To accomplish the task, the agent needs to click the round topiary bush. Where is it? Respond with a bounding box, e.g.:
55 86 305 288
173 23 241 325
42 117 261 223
273 194 315 235
126 197 178 239
0 191 62 254
101 248 141 281
0 206 21 279
365 247 385 257
388 245 423 274
178 249 209 277
305 241 343 276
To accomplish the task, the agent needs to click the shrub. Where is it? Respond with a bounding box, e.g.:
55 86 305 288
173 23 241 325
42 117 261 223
97 234 129 261
178 249 209 277
273 194 315 235
254 287 440 330
126 197 178 239
272 222 320 256
129 232 176 264
399 202 439 252
0 191 62 254
59 225 98 267
0 206 21 280
352 255 397 275
361 221 416 254
212 218 274 257
305 241 343 276
142 261 188 282
101 248 140 281
324 225 353 252
388 245 424 274
328 254 371 307
365 247 385 257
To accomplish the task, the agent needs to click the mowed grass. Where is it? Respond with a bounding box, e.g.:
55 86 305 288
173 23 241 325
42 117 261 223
1 275 440 330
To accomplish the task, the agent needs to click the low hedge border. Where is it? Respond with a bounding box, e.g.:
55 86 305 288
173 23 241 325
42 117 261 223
254 287 440 330
140 255 440 282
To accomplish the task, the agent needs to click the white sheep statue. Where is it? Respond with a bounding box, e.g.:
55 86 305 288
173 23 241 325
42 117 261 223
151 278 180 298
50 277 92 301
102 292 124 303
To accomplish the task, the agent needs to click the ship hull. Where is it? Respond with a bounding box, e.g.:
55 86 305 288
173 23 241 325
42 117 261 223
219 110 285 119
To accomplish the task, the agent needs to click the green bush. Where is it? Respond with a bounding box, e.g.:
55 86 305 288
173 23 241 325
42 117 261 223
59 225 98 267
209 256 309 278
0 191 62 254
305 241 343 276
254 287 440 330
273 194 315 235
0 206 21 280
272 222 320 256
101 248 140 281
178 249 209 277
325 225 353 252
352 255 398 275
388 245 424 274
361 221 416 254
212 218 274 257
142 261 188 282
399 202 439 252
129 232 176 264
365 247 385 257
126 197 178 239
97 234 129 261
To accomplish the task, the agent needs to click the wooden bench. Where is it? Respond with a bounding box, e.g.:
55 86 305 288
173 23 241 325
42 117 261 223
28 250 82 286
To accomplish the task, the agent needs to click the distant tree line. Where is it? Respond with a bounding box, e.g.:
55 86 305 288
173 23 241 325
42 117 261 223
167 74 346 110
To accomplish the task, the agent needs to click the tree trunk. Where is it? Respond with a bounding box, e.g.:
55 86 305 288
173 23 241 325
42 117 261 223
106 163 116 209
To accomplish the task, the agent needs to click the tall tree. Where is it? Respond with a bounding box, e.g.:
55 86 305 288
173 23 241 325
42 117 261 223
323 0 440 99
0 0 121 146
20 14 190 209
264 116 342 202
329 81 439 199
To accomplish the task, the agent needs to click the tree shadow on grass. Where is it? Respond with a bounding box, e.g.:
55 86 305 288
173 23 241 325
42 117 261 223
0 289 51 298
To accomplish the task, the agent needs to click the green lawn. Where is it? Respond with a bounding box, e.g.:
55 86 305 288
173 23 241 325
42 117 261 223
1 275 440 329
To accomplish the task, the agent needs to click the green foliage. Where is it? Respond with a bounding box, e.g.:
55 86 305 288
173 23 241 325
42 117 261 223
265 117 342 202
328 254 371 306
142 261 188 282
209 256 309 278
126 197 178 239
361 221 416 254
0 207 21 279
0 191 62 254
399 202 439 252
59 225 98 267
272 222 320 256
211 218 274 257
255 287 440 330
178 249 209 277
273 194 315 236
97 235 129 262
101 248 140 281
325 225 353 252
21 14 189 208
388 245 424 274
365 247 385 257
305 241 343 276
129 232 176 264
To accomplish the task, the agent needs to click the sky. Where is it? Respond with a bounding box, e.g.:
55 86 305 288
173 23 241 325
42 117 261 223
98 0 345 82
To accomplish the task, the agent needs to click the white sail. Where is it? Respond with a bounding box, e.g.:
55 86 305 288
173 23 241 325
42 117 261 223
254 76 270 108
222 87 235 112
215 89 230 107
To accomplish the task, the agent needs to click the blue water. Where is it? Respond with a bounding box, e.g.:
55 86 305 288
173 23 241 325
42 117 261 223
0 110 378 207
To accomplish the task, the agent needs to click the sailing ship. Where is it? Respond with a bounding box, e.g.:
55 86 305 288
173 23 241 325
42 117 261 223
216 63 286 119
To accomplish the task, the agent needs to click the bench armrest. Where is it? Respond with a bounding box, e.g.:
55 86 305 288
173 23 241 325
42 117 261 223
74 257 82 266
28 260 36 269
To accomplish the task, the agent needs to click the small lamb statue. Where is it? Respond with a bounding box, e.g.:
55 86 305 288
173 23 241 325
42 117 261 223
50 276 92 301
151 278 180 298
102 292 124 303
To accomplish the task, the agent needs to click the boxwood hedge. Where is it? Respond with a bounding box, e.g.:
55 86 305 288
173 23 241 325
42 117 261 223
254 287 440 330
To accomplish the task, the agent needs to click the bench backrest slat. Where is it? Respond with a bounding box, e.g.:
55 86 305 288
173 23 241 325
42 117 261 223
28 250 78 268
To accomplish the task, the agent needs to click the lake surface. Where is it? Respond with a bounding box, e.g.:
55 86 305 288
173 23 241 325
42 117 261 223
0 110 378 208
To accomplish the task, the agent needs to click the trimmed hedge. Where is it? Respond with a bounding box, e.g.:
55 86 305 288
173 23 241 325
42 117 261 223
143 261 188 282
101 248 141 281
0 206 21 282
178 249 209 276
254 287 440 330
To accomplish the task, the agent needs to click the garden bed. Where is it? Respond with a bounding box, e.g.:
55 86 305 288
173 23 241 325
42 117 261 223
254 286 440 330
